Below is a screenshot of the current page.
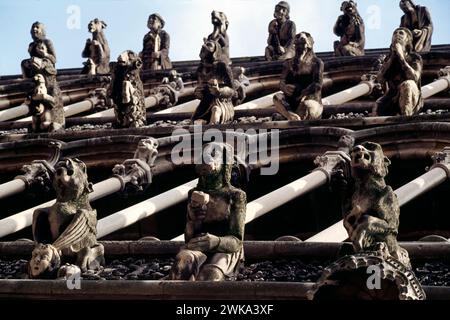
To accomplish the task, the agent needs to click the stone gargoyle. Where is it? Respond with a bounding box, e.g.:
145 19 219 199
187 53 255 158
29 158 104 279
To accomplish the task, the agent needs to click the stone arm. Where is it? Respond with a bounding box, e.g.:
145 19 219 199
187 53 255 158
399 54 422 83
215 190 247 253
81 39 91 59
353 20 365 47
43 39 57 65
333 15 346 37
279 60 293 95
377 54 394 84
284 20 296 50
159 31 171 59
301 59 324 98
267 20 280 47
213 63 236 99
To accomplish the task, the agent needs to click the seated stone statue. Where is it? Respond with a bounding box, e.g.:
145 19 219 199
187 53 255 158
374 28 423 116
265 1 296 61
333 1 365 57
110 50 146 128
21 22 57 79
399 0 433 53
344 142 410 267
30 158 104 279
170 142 246 281
273 32 324 121
26 74 64 133
192 40 236 125
140 13 172 71
82 18 110 75
307 142 425 301
207 11 230 65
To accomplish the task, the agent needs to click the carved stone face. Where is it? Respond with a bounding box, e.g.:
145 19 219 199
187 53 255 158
200 40 220 62
196 143 233 181
351 142 390 178
31 22 45 40
117 50 142 69
29 244 58 278
342 1 357 15
88 19 106 33
392 28 413 49
400 0 414 13
53 158 91 202
274 4 289 20
211 11 228 30
147 16 162 32
295 32 314 52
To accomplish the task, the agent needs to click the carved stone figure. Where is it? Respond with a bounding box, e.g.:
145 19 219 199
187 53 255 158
344 142 410 267
265 1 296 61
25 74 64 133
374 28 423 116
232 67 250 106
170 143 247 281
21 22 57 80
30 158 104 278
82 18 110 75
192 40 236 125
151 70 184 108
273 32 324 121
399 0 433 53
140 13 172 71
308 142 425 300
333 1 365 57
110 50 146 128
207 11 230 65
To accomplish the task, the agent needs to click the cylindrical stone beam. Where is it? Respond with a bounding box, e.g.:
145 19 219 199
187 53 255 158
0 179 27 200
322 82 373 106
0 104 29 122
97 179 198 238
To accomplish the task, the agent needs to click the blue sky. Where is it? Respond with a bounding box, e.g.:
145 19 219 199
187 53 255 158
0 0 449 75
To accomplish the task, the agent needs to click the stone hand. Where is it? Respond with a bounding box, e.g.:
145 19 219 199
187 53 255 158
413 29 423 37
284 84 296 97
278 46 286 54
194 86 205 100
151 51 160 59
188 204 207 221
186 233 220 252
394 43 405 59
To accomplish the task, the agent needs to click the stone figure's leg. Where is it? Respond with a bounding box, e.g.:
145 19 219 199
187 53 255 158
265 46 275 61
197 265 225 281
210 105 223 124
399 80 421 116
21 59 32 79
298 100 323 120
273 93 301 121
375 94 397 116
170 249 207 281
334 41 343 57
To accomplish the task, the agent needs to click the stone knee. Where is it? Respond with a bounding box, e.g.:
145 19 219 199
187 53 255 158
300 100 323 120
170 250 200 281
210 105 222 124
399 80 420 116
197 265 225 281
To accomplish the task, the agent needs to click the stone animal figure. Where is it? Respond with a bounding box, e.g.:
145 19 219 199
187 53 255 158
273 32 324 121
82 18 110 75
333 0 365 56
110 50 146 128
30 158 104 278
343 142 411 268
170 142 247 281
265 1 296 61
399 0 433 53
26 74 64 133
133 137 159 166
207 11 230 65
21 22 57 80
192 39 236 125
374 28 423 116
141 13 172 70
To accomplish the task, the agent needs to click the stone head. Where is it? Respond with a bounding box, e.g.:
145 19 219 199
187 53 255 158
148 13 165 31
31 21 46 40
28 243 61 279
351 142 391 179
53 158 93 202
274 1 290 20
88 18 107 33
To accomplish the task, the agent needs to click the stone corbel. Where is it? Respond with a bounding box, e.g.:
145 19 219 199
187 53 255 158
112 138 159 195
